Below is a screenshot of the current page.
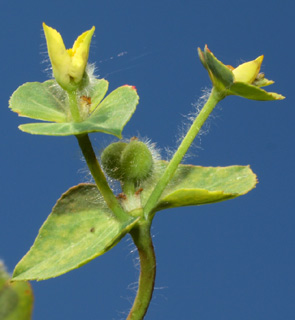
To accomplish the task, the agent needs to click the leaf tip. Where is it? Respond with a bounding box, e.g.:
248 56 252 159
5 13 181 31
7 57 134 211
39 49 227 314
123 84 137 92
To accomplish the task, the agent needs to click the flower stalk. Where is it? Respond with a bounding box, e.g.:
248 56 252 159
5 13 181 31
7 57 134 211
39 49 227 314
67 91 81 122
76 134 129 221
143 87 223 218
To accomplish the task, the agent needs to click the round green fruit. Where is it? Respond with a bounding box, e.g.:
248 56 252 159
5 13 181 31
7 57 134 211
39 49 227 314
121 141 153 182
101 142 127 180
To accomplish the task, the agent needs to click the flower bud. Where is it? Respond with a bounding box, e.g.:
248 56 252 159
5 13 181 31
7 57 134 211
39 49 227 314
101 142 127 180
43 23 95 91
121 141 153 182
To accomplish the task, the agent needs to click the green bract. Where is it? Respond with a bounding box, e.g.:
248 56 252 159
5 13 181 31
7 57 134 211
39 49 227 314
198 45 285 101
9 79 139 137
13 184 139 281
141 161 257 214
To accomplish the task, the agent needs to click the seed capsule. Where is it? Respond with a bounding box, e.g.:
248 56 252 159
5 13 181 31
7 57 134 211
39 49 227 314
121 141 153 182
101 142 127 179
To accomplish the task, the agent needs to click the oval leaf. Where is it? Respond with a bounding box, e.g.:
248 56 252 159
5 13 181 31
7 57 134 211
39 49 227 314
9 80 68 122
0 262 33 320
18 85 139 137
12 184 138 281
141 161 257 212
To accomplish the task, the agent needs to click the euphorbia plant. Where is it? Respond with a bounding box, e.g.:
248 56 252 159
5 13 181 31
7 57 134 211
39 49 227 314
7 24 284 319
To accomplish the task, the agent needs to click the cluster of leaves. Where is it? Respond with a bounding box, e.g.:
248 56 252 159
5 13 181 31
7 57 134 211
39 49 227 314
10 79 138 137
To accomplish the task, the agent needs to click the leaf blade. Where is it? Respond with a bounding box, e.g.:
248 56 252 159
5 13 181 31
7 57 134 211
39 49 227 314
18 85 139 137
13 184 138 281
9 80 68 122
141 161 257 212
229 82 285 100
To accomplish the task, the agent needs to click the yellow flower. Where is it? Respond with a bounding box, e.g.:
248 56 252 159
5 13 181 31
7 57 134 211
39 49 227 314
198 45 284 101
232 55 263 84
43 23 95 91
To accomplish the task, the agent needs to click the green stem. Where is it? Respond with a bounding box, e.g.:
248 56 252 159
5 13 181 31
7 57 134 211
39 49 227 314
68 91 81 122
76 134 129 221
143 87 223 218
127 220 156 320
122 180 136 196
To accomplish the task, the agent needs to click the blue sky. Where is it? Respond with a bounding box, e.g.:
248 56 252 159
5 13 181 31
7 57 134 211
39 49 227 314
1 1 294 319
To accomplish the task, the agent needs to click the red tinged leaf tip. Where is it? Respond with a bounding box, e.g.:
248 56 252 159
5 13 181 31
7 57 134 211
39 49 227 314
123 84 137 91
205 44 211 53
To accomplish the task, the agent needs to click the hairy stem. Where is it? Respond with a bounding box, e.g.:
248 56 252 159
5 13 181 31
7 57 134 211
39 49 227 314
122 180 136 196
76 134 129 221
67 91 81 122
143 87 223 218
127 220 156 320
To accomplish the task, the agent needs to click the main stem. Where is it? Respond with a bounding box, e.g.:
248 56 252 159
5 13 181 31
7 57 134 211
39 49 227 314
143 87 223 218
76 134 128 221
127 220 156 320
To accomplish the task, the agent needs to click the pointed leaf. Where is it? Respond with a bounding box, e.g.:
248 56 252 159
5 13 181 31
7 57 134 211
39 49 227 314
141 161 257 212
0 262 33 320
9 80 68 122
18 85 139 137
203 46 234 87
13 184 138 281
229 82 285 100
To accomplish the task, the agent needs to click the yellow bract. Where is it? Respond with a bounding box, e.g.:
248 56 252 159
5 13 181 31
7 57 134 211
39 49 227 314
43 23 95 91
232 55 264 84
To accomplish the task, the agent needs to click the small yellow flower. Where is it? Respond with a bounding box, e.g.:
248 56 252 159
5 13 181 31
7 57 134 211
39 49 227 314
43 23 95 91
232 55 263 84
198 45 284 101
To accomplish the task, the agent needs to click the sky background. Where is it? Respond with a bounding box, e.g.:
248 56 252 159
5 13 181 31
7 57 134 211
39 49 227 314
1 1 294 319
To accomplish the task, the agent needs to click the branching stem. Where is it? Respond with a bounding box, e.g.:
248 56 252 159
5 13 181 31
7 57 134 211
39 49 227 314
78 87 223 320
143 87 223 218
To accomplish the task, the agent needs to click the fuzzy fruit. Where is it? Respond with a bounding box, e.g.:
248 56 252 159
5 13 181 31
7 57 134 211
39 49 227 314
101 142 127 179
121 141 153 182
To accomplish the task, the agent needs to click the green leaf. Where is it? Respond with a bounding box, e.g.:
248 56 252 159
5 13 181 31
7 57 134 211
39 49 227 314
229 82 285 101
18 85 139 137
203 46 234 87
9 80 69 122
88 78 109 112
0 261 33 320
13 184 139 281
141 161 257 212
